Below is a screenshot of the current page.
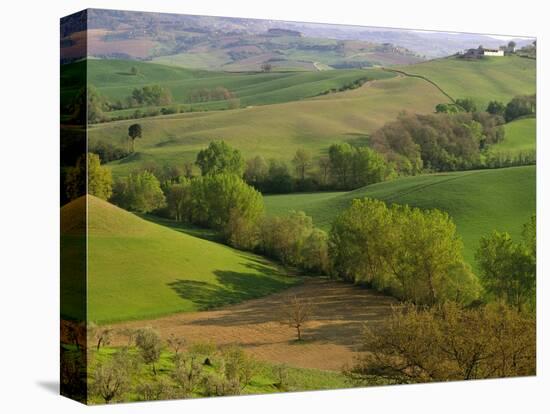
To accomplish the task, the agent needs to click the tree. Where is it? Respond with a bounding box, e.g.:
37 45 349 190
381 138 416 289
135 328 162 375
190 174 264 244
128 123 142 153
244 155 268 188
259 211 315 267
476 216 536 312
166 179 193 222
65 153 113 201
329 198 479 305
195 140 245 177
281 295 313 341
455 98 477 113
91 324 113 351
328 143 354 189
505 94 536 122
92 349 135 403
346 303 535 384
261 62 273 72
264 159 293 193
129 66 139 76
135 378 171 401
221 346 258 390
292 149 312 181
113 171 166 213
166 333 186 356
486 100 506 116
172 353 203 397
507 40 516 51
318 156 331 185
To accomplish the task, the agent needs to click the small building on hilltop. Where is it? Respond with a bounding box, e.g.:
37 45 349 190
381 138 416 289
482 48 504 56
461 46 504 58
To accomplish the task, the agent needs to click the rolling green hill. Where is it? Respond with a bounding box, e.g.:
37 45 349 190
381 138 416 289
491 117 536 155
264 166 536 265
61 196 297 323
87 59 394 114
90 74 449 177
401 55 536 109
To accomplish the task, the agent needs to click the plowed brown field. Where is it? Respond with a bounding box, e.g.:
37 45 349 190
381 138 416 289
109 278 398 371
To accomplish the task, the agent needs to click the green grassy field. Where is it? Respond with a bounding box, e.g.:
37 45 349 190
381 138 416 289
85 345 351 404
492 117 536 155
87 59 394 114
61 196 298 323
91 74 448 177
264 166 536 265
402 55 536 109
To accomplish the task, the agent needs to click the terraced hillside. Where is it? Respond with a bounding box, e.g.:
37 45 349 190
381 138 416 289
264 166 536 265
61 196 298 323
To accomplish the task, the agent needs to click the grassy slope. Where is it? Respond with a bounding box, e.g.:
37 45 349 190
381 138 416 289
61 196 297 323
264 166 536 265
87 59 393 113
492 117 536 154
91 74 448 177
402 55 536 108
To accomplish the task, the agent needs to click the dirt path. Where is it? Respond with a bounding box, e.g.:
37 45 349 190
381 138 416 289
108 278 398 371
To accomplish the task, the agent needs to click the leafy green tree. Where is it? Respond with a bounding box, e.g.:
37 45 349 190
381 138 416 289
65 153 113 201
486 100 506 116
190 174 264 243
328 143 354 189
114 171 166 213
134 328 162 375
195 140 245 177
351 147 394 188
330 198 479 305
505 94 536 122
435 103 460 114
129 66 139 76
292 149 312 181
260 211 312 266
128 123 142 153
476 216 536 311
264 159 293 193
455 98 477 113
165 179 193 222
244 155 268 188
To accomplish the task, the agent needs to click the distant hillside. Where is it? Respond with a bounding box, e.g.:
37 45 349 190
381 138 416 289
61 196 297 323
264 166 536 266
62 9 423 70
85 59 394 115
61 9 534 67
401 55 536 108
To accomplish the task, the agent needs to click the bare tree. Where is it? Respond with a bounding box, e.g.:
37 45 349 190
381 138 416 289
281 295 313 341
261 62 273 73
94 327 113 351
167 333 186 355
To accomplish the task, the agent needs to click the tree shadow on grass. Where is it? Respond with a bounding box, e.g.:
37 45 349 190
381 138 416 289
167 267 296 312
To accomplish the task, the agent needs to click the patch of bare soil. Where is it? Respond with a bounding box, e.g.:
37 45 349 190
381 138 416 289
109 278 398 371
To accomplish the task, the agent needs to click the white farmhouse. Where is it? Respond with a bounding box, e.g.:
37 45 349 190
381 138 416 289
482 48 504 56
